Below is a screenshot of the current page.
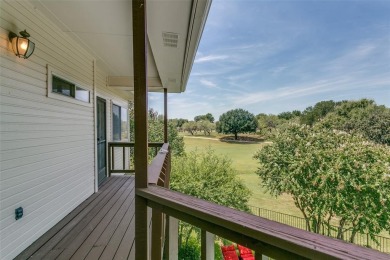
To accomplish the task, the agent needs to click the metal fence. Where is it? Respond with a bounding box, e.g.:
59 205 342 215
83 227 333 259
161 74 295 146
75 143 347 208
249 205 390 254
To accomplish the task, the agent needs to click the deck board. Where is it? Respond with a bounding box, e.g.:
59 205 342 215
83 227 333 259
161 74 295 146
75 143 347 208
16 176 135 260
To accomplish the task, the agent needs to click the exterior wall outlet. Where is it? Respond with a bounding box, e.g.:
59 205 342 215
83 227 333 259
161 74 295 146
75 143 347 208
15 207 23 220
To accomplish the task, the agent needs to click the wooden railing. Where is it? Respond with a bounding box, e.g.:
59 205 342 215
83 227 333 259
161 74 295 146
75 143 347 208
108 142 171 259
107 142 164 176
249 205 390 254
147 143 171 260
128 142 388 259
147 143 170 187
137 185 389 260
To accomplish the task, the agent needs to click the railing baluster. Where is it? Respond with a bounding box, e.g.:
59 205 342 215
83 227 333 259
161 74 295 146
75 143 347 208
201 230 214 260
107 142 166 175
112 145 115 171
152 209 163 260
165 216 178 260
108 143 112 177
122 146 125 170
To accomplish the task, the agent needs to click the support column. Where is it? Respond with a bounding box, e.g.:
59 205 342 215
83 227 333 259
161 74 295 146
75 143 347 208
133 0 149 259
164 88 168 143
201 230 214 260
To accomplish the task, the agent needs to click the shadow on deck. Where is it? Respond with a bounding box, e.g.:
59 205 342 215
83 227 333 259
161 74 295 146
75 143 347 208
16 176 135 260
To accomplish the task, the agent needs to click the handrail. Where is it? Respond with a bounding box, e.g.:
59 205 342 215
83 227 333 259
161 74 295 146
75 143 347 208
249 205 390 253
107 142 165 176
137 185 389 260
148 143 170 186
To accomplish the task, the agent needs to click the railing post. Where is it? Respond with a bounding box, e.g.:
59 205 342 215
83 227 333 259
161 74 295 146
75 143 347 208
164 88 168 143
108 144 111 177
165 216 178 260
201 230 214 260
133 0 149 259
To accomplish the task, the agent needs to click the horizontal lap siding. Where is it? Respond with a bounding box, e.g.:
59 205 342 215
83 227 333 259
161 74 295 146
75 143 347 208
0 1 103 259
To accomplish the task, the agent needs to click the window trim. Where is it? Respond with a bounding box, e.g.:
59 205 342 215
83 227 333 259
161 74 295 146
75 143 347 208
47 65 92 107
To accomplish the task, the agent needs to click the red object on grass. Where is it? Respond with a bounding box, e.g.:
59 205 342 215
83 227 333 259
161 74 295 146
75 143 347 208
240 255 255 260
238 245 255 260
221 245 239 260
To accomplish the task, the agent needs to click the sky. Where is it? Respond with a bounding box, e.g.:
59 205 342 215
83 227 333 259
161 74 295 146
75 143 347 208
150 0 390 120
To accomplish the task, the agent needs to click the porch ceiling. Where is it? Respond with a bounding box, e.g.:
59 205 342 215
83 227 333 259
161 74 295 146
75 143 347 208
30 0 211 96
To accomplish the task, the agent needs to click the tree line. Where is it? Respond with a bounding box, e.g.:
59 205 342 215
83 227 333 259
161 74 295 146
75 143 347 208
132 98 389 254
168 99 390 244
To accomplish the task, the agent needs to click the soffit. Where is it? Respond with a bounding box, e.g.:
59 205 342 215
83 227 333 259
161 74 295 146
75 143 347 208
31 0 210 96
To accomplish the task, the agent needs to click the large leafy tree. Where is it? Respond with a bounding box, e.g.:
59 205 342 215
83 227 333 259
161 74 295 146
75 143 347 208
319 99 390 145
182 121 198 135
217 109 258 139
194 113 214 123
278 110 301 120
300 100 337 126
254 124 390 242
197 120 215 136
256 113 284 136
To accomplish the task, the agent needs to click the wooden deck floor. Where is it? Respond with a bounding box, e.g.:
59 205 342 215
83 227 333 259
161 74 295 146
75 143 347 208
16 176 135 260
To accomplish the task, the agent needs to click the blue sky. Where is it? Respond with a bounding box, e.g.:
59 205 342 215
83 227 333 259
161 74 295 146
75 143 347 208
150 0 390 120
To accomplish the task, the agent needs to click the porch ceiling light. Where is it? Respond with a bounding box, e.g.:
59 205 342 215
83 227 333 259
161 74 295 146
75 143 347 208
9 30 35 59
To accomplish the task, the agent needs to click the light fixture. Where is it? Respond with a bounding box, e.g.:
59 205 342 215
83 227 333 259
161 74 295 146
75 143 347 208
9 30 35 59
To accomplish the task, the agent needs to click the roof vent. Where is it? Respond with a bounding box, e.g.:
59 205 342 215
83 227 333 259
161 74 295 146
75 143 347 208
168 78 176 83
162 32 179 48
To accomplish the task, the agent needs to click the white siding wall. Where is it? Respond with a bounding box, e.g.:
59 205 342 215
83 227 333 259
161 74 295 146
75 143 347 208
0 1 129 259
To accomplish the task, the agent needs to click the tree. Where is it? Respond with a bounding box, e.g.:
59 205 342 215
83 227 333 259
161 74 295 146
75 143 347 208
254 124 390 242
171 148 250 211
194 113 214 123
278 110 301 120
319 99 390 145
182 121 198 135
197 120 215 135
217 109 258 140
176 118 189 128
129 107 184 156
256 113 283 136
300 100 337 126
170 148 251 254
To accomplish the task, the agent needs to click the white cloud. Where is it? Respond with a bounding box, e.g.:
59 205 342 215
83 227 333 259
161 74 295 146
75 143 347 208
231 73 390 106
200 79 217 88
194 55 229 63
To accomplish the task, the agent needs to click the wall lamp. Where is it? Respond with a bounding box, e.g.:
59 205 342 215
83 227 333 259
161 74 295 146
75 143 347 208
8 30 35 59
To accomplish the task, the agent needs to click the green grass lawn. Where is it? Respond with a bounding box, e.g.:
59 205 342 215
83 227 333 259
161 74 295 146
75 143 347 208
183 135 302 216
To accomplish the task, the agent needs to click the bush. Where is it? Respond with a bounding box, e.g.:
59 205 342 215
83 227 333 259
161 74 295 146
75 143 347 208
178 237 201 260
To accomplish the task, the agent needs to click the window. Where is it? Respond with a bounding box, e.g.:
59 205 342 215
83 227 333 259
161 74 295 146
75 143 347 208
52 75 90 103
113 104 121 141
47 65 92 107
52 76 75 97
112 104 128 141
